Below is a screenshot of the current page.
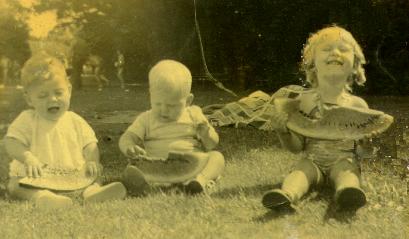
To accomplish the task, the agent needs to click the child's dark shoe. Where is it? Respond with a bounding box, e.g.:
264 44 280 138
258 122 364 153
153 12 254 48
122 165 149 196
262 189 295 212
335 187 366 211
185 180 204 195
184 174 218 195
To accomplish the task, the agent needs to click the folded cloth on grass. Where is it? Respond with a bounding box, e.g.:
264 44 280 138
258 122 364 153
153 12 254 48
203 85 306 129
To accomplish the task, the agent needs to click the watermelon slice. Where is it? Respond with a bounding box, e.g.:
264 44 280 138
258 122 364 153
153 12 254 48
287 103 394 140
128 151 209 183
265 97 394 140
19 166 97 191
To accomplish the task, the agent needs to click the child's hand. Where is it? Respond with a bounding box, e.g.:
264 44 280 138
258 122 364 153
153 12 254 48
196 122 211 140
268 111 289 133
24 154 43 178
356 129 384 159
357 137 378 159
126 145 147 159
363 130 381 140
86 161 102 177
189 106 212 140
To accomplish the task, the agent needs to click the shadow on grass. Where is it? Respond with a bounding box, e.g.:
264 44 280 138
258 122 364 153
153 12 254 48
125 182 210 198
253 208 296 223
211 182 301 223
246 184 359 223
308 186 359 223
212 183 282 199
323 204 358 223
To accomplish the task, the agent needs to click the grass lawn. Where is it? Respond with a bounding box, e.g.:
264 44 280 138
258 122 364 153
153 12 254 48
0 84 407 239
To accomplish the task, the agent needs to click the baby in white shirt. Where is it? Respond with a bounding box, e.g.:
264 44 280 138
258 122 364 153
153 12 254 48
4 53 126 209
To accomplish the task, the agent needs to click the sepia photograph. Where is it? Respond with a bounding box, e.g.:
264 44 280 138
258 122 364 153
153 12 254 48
0 0 407 238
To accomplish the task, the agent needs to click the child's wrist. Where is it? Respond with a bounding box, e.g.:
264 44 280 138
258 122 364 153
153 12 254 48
23 152 40 165
23 151 34 158
86 160 102 169
197 129 211 141
198 122 211 130
23 151 36 161
276 127 289 134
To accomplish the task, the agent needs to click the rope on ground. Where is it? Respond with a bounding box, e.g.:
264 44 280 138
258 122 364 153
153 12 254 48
193 0 238 97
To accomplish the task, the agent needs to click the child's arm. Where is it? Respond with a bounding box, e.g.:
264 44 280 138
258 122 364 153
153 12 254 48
276 130 304 153
356 138 377 159
119 131 146 158
350 96 376 158
190 106 219 151
197 122 219 151
83 142 101 176
4 137 43 177
268 109 304 153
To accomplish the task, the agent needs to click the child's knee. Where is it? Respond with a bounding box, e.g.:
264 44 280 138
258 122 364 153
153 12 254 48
332 170 361 189
208 151 225 168
6 178 30 200
6 178 19 196
283 170 312 189
330 158 361 182
293 160 322 186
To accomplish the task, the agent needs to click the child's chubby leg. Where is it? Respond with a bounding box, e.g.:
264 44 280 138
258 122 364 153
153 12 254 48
82 181 127 203
330 158 366 211
121 164 149 196
184 151 225 195
199 151 225 181
7 177 73 209
262 158 323 211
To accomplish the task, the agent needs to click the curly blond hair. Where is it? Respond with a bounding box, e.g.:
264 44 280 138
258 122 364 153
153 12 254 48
21 52 68 90
300 25 366 91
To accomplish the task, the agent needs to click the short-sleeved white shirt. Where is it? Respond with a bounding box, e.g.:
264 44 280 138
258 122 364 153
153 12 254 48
6 110 98 176
126 106 207 158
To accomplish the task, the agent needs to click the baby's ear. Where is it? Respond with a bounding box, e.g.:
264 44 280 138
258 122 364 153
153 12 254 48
67 83 72 95
23 91 32 107
186 93 194 106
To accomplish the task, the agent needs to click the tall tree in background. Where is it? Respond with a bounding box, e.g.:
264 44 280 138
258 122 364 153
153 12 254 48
0 0 408 94
0 10 30 65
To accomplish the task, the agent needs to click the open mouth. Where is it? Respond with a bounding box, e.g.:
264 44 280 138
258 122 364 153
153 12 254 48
47 106 60 114
326 60 343 65
160 115 173 121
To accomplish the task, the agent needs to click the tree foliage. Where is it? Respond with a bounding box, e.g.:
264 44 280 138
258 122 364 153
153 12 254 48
199 0 409 94
1 0 408 94
0 11 30 65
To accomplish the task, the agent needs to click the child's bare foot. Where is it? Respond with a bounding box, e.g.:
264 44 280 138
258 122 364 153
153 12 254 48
83 182 127 203
34 190 73 210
